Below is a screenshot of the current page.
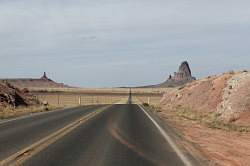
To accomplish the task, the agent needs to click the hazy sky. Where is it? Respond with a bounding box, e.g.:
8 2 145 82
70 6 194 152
0 0 250 87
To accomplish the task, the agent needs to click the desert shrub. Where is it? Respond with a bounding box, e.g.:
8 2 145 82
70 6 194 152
142 103 149 107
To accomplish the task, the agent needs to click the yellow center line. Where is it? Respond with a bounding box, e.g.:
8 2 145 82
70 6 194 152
0 105 111 166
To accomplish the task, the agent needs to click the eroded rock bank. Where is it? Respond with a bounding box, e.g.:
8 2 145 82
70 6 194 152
161 71 250 126
157 70 250 166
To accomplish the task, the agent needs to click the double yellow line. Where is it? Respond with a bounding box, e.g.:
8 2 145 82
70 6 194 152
0 105 110 166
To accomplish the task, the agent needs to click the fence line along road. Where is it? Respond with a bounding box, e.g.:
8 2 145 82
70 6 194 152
35 93 163 106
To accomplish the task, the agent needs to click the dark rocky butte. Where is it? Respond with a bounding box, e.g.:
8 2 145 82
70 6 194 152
160 61 196 87
140 61 196 88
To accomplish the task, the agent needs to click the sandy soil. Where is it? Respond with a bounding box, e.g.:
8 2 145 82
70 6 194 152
158 110 250 166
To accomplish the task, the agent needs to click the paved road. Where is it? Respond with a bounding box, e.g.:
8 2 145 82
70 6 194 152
0 105 104 160
23 104 188 166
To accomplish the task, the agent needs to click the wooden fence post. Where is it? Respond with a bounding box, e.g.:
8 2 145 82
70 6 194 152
79 96 81 105
57 94 60 106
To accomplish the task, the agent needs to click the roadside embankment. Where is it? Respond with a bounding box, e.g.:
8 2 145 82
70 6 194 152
157 70 250 166
0 81 60 120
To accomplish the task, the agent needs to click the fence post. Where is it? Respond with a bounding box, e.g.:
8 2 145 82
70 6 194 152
148 97 150 105
79 96 81 105
57 94 60 106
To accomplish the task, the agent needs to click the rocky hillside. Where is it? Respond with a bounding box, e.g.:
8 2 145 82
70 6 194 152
160 70 250 125
0 82 37 109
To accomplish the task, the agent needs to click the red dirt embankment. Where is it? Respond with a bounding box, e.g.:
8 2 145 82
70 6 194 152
161 71 250 124
159 71 250 166
161 73 230 114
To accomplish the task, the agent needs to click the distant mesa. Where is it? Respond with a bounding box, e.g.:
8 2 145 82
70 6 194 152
0 72 70 90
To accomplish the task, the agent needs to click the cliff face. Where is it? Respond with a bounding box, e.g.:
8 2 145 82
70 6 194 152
0 82 36 109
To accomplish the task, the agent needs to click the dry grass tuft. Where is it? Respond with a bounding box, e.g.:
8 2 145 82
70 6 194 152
0 105 59 119
160 106 250 133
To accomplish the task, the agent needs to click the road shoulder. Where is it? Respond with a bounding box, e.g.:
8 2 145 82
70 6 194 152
138 104 207 166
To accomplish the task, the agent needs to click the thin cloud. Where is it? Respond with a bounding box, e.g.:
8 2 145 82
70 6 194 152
0 0 250 87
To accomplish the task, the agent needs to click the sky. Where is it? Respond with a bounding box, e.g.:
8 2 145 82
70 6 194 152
0 0 250 87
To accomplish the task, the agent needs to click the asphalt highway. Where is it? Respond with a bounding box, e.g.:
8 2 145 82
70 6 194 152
0 105 104 160
23 104 187 166
0 103 200 166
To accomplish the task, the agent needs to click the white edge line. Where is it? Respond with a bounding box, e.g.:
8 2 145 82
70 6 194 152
138 104 193 166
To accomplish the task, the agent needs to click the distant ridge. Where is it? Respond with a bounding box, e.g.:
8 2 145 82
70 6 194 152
0 72 70 90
